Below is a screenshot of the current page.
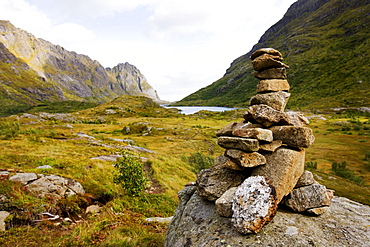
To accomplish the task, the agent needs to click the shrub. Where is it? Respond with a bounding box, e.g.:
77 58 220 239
113 151 149 196
331 161 364 185
365 152 370 171
188 152 214 174
0 121 20 139
305 161 318 170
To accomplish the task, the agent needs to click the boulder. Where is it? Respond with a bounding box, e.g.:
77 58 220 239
225 149 266 168
216 122 262 137
232 176 278 234
284 184 335 212
196 165 247 201
281 111 310 127
295 170 316 188
0 211 10 231
270 126 315 148
250 48 283 60
254 67 287 80
232 127 273 142
249 91 290 111
251 147 305 202
165 187 370 247
256 79 290 93
26 175 85 201
9 173 38 185
259 140 283 152
252 53 289 71
215 187 237 217
217 136 259 152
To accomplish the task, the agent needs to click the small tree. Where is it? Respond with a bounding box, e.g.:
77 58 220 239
113 151 149 196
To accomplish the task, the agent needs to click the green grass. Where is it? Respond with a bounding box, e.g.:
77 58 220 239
0 98 369 245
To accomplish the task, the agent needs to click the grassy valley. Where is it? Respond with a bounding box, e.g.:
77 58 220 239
0 96 369 246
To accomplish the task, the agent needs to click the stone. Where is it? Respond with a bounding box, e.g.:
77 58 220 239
165 192 370 247
284 184 335 212
216 122 242 137
232 127 273 142
86 205 102 214
232 176 278 234
257 79 290 93
36 165 53 169
217 136 259 152
306 206 329 216
252 53 289 71
225 149 266 168
250 48 283 60
9 173 38 185
270 126 315 148
26 175 85 201
281 111 310 127
0 211 10 231
251 147 305 203
250 91 291 111
214 155 243 171
145 216 173 224
215 187 237 217
259 140 283 152
196 165 247 201
254 67 287 80
244 104 284 127
295 170 316 188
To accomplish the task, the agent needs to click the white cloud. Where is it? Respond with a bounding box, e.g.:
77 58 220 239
0 0 298 102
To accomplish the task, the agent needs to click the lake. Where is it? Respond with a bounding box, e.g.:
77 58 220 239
164 106 239 115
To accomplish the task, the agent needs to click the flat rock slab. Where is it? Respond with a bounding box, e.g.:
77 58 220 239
250 91 290 112
254 67 287 80
232 127 273 142
232 176 278 234
225 149 266 168
218 136 259 152
251 147 305 203
270 126 315 148
256 79 290 93
165 187 370 247
284 184 335 212
9 173 38 185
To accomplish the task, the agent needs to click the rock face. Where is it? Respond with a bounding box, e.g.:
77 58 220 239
167 48 336 239
164 186 370 247
0 20 159 109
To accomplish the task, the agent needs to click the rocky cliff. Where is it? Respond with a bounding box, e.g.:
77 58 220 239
0 20 159 113
174 0 370 109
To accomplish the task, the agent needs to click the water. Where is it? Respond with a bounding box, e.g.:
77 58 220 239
164 106 239 115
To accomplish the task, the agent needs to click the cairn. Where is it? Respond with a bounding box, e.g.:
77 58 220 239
196 48 334 234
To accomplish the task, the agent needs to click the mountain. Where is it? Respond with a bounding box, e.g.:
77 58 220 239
174 0 370 110
0 20 159 114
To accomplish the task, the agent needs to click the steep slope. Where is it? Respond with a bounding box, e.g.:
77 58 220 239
174 0 370 110
0 20 159 114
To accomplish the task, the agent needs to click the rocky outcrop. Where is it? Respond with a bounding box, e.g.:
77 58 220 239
166 48 337 242
0 20 159 109
164 186 370 247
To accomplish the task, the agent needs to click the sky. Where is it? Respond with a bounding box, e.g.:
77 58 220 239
0 0 297 102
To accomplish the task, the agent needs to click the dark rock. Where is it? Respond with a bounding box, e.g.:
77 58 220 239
295 170 316 188
214 155 243 171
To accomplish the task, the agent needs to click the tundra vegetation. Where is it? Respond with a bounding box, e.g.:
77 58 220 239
0 96 369 246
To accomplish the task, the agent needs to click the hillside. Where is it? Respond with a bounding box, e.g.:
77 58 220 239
0 20 159 115
174 0 370 110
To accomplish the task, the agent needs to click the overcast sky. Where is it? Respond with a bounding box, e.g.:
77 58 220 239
0 0 297 102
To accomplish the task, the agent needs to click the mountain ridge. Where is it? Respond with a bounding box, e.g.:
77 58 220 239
0 20 159 114
174 0 370 110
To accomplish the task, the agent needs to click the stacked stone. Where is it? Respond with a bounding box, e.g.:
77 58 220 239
196 48 334 235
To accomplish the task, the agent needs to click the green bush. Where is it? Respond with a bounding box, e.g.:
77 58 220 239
0 121 20 139
331 161 364 185
305 161 318 170
188 152 214 174
365 152 370 171
113 151 149 196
